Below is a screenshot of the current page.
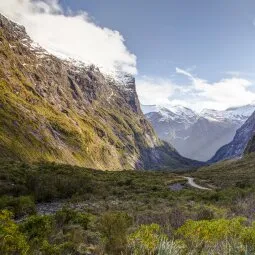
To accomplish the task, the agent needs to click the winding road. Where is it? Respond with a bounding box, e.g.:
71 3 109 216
183 177 212 190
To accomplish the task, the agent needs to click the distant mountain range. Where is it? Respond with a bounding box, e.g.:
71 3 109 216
142 104 255 161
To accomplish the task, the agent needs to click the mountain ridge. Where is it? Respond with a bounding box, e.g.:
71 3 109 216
0 13 200 171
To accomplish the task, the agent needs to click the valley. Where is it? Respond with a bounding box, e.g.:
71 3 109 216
2 155 255 254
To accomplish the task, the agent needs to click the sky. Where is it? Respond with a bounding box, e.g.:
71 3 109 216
0 0 255 111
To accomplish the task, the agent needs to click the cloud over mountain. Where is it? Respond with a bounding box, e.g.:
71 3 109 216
0 0 137 75
176 68 255 110
137 68 255 111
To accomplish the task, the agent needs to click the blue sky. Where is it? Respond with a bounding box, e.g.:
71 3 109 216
60 0 255 81
61 0 255 110
1 0 255 111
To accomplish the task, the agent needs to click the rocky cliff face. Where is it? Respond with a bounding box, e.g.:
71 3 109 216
210 111 255 163
245 135 255 155
0 14 199 170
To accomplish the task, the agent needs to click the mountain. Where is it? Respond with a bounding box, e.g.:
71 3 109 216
210 111 255 163
0 13 201 171
200 105 255 124
245 134 255 155
142 104 255 161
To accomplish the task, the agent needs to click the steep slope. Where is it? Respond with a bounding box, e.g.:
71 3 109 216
245 135 255 154
210 111 255 163
0 14 199 171
142 104 255 161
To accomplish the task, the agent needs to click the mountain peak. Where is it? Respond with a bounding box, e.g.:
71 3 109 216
200 105 255 123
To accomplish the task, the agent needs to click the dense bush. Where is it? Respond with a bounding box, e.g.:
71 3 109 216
128 223 166 254
55 207 94 230
0 195 35 218
2 160 255 254
3 208 255 254
0 210 29 255
177 217 255 254
99 211 132 254
20 214 53 242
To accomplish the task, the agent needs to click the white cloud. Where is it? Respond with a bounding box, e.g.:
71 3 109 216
136 76 176 105
177 68 255 110
1 1 254 111
176 67 193 78
0 0 137 75
225 71 255 78
137 68 255 111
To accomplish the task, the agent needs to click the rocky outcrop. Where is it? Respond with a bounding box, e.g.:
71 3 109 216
245 135 255 155
0 14 199 170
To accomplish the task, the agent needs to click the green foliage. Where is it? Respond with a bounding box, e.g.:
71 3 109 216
55 207 94 230
193 153 255 188
157 239 184 255
2 159 255 254
195 206 215 220
177 217 255 254
0 195 35 218
0 210 29 255
20 214 53 242
0 160 182 205
0 161 95 202
128 224 167 254
99 211 132 254
177 217 245 244
40 240 65 255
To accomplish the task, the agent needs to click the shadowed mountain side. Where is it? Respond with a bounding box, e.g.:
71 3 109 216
210 111 255 163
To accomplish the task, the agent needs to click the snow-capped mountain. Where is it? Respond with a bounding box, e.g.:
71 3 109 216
142 104 255 161
200 105 255 123
141 105 198 127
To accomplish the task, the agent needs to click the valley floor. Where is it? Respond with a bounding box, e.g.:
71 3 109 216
1 156 255 254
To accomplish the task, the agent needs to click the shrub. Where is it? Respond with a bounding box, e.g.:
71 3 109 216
196 206 215 220
99 211 132 255
20 214 53 242
128 223 167 255
157 238 184 255
0 210 29 255
0 195 35 218
169 207 187 229
54 207 94 230
177 217 255 253
177 217 245 244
